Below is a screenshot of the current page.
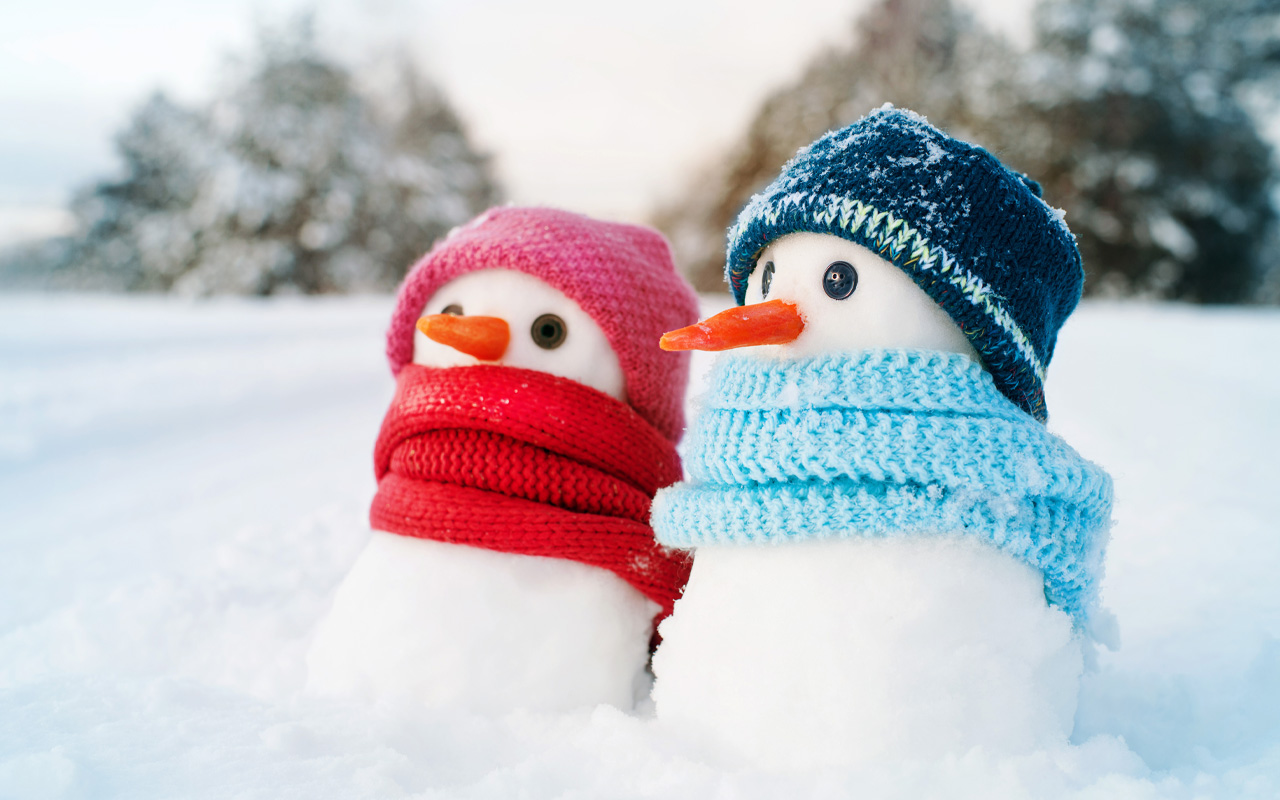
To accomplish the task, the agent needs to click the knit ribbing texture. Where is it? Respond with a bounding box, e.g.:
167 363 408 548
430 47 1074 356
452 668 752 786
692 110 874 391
372 364 691 624
725 107 1084 422
650 350 1113 624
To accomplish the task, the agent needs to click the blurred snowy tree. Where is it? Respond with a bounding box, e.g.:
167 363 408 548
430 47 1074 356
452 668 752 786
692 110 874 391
654 0 1280 303
653 0 1017 291
38 17 499 295
1011 0 1280 302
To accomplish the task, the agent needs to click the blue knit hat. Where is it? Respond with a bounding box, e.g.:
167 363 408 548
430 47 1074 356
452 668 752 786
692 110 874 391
726 106 1083 422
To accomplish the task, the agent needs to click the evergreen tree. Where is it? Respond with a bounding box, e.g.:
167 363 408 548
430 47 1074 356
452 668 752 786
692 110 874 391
38 17 499 295
1013 0 1279 301
652 0 1022 291
66 93 216 291
653 0 1280 303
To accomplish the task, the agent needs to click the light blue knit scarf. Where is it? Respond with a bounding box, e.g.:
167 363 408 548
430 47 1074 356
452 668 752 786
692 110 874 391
651 350 1113 624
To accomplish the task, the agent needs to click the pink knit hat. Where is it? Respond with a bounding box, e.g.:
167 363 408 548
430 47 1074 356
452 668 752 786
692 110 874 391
387 206 700 442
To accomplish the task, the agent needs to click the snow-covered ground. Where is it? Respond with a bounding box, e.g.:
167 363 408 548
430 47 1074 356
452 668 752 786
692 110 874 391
1 293 1278 799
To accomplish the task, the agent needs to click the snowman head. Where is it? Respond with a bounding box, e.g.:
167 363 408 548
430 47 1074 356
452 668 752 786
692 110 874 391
387 207 700 441
665 106 1085 422
667 231 977 361
412 269 626 401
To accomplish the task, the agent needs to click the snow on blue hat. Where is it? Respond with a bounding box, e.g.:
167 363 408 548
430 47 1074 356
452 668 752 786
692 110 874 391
725 106 1084 422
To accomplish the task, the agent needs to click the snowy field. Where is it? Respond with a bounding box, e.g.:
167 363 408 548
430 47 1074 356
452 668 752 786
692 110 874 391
2 293 1279 799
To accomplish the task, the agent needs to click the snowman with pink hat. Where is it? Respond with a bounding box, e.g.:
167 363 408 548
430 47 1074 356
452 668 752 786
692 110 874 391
307 207 699 713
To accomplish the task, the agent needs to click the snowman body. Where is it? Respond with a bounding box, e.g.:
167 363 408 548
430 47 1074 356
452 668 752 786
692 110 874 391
653 538 1081 769
308 531 657 712
307 269 660 712
653 233 1089 766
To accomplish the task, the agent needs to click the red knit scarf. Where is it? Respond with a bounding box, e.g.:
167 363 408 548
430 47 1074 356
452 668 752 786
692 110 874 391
371 364 691 621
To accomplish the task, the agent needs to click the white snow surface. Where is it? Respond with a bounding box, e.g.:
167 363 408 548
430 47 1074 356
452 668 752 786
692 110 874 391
2 293 1280 798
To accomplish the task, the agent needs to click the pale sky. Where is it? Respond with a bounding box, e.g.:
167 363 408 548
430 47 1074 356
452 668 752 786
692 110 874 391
0 0 1033 246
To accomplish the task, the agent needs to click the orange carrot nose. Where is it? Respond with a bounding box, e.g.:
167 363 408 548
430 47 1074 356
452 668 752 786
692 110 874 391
659 299 804 352
416 314 510 361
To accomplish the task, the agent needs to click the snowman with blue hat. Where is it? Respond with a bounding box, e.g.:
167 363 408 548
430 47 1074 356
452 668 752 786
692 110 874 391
653 106 1114 769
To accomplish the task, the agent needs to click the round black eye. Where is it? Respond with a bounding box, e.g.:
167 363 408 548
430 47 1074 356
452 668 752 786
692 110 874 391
761 261 775 299
822 261 858 300
442 303 463 316
531 313 567 349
